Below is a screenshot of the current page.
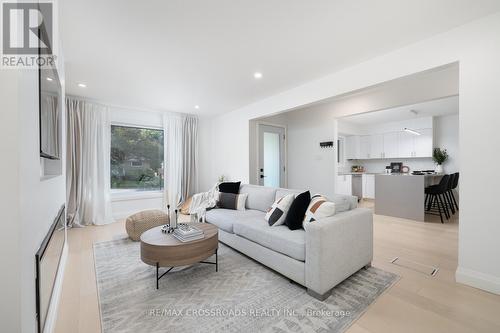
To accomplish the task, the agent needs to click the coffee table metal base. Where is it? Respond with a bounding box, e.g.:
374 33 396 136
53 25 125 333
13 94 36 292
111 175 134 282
155 249 218 289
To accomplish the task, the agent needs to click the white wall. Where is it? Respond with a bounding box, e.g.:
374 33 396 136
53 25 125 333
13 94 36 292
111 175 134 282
199 13 500 294
0 68 22 333
0 64 67 332
434 114 459 174
252 106 337 197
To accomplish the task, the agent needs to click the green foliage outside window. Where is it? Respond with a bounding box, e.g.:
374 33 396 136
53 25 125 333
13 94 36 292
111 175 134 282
111 125 164 191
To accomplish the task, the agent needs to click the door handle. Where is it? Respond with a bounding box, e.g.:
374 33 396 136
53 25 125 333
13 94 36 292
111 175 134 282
260 175 267 178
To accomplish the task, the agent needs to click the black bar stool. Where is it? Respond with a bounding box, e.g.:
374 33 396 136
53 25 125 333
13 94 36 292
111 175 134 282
450 172 459 211
425 174 451 223
445 173 456 215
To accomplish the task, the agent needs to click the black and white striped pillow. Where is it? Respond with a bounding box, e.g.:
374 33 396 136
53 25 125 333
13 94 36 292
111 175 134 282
265 194 295 226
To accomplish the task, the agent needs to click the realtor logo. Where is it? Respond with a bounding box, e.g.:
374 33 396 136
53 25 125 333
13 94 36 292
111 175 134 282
1 1 56 68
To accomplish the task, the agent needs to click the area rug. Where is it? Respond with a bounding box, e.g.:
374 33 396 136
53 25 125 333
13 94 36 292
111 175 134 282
94 238 398 333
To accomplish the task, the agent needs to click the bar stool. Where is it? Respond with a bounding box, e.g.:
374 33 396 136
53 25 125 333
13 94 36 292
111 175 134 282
450 172 459 211
425 174 450 223
445 173 456 215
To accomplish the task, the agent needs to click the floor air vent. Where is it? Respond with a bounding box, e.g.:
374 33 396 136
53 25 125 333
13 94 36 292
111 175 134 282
390 257 439 276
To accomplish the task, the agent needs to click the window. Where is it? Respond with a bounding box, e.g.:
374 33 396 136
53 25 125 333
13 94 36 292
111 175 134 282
111 125 164 192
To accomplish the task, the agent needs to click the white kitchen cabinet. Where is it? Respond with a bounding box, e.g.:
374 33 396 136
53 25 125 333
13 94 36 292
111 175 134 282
345 136 360 160
398 128 433 158
398 131 415 158
383 132 399 158
336 174 352 196
414 128 433 157
362 174 375 199
370 134 384 159
359 136 371 159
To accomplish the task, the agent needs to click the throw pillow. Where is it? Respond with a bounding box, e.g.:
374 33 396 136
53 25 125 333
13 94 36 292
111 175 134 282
265 194 295 226
284 191 311 230
303 194 336 224
218 181 241 194
218 192 247 210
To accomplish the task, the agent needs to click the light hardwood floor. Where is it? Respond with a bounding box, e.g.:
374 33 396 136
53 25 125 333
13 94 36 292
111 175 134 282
54 202 500 333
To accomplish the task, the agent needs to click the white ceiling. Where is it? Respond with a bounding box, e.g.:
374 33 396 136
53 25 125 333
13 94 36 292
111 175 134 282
340 96 459 126
61 0 500 116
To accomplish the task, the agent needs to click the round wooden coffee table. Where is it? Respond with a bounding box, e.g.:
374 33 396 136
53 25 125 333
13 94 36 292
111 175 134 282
140 223 218 289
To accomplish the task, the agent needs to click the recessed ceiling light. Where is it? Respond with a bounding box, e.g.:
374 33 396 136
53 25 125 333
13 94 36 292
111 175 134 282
77 83 87 88
194 105 200 109
253 72 263 79
46 77 53 82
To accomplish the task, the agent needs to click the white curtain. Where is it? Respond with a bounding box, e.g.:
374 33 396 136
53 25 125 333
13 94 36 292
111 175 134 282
66 98 114 226
163 114 199 209
164 114 184 209
181 116 198 202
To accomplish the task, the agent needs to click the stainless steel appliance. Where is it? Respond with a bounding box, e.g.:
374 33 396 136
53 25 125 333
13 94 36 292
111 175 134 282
390 162 403 173
352 174 362 201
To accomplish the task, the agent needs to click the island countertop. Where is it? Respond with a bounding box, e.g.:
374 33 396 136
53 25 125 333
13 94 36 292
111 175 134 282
374 173 443 221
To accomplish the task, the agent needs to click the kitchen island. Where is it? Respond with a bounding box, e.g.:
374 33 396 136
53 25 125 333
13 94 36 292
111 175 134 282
375 173 443 221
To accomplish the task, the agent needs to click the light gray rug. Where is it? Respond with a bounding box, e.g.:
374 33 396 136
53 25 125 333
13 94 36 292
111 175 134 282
94 238 397 333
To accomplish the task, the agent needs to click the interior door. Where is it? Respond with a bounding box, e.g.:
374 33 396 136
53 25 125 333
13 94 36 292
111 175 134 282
258 124 286 187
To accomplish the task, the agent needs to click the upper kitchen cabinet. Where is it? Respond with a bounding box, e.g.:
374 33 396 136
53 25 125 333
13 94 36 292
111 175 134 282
345 136 360 160
359 136 371 159
414 128 433 157
370 134 384 159
398 131 415 158
398 128 433 158
344 128 433 160
383 132 399 158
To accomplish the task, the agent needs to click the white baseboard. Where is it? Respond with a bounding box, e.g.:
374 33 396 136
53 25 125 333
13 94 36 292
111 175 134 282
456 266 500 295
43 241 68 333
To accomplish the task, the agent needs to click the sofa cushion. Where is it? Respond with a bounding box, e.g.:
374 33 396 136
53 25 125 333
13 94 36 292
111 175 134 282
330 194 358 212
233 219 306 261
304 194 336 223
217 193 248 210
205 208 265 233
275 188 303 201
239 184 277 212
284 191 311 230
218 181 241 194
265 194 294 227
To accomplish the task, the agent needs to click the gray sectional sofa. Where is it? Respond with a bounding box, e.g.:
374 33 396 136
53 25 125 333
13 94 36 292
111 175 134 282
205 184 373 300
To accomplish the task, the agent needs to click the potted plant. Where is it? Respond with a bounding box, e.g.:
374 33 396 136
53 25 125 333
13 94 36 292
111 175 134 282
433 148 448 173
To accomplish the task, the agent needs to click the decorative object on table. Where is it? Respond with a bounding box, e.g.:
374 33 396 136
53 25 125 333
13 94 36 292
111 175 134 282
351 165 364 173
217 192 248 210
432 148 448 173
125 210 169 241
385 166 392 174
401 165 410 173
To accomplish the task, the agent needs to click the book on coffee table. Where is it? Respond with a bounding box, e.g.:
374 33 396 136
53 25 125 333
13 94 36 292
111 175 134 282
173 232 205 243
174 224 204 237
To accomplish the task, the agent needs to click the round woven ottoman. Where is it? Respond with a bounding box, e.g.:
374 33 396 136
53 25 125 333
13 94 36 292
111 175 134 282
125 210 169 241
